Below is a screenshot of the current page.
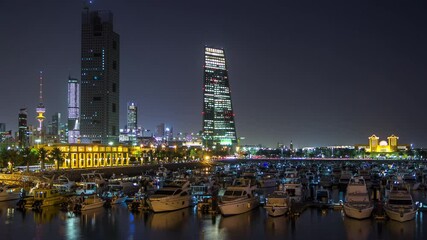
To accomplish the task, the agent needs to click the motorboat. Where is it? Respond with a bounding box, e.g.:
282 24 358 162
384 178 417 222
52 175 76 193
264 190 289 217
28 187 68 210
0 185 21 202
74 194 105 212
147 179 192 213
343 177 374 219
75 172 106 195
218 178 260 216
315 188 331 205
283 179 305 203
257 174 278 188
339 170 353 190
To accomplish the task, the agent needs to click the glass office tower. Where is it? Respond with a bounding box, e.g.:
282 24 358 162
202 47 237 150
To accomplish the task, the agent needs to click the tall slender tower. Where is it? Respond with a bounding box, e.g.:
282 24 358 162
202 46 237 150
68 76 80 143
36 71 46 144
80 8 120 144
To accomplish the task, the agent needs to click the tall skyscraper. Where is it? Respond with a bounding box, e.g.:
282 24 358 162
68 76 80 143
202 47 237 150
80 8 120 144
18 108 29 148
127 102 137 132
51 113 61 136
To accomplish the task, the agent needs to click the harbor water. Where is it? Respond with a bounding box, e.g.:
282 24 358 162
1 190 426 240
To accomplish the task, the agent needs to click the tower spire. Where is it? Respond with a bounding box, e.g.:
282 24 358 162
36 70 46 132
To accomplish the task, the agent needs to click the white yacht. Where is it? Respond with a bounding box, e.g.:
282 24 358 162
343 177 374 219
384 179 417 222
218 178 260 216
147 179 192 213
0 185 21 202
264 190 289 217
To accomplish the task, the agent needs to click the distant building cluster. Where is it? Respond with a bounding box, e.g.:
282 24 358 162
2 7 240 155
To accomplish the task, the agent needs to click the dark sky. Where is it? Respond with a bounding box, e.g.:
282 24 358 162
1 0 427 148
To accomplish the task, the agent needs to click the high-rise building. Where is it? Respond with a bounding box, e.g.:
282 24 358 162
68 76 80 143
80 8 120 144
51 113 61 136
18 108 29 148
202 46 237 150
127 102 137 132
0 123 5 133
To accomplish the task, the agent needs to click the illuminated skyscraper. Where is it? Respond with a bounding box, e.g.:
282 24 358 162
68 77 80 143
127 102 137 132
80 9 120 144
18 108 29 148
202 46 237 150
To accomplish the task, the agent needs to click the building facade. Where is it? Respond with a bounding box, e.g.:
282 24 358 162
18 108 29 148
127 102 137 132
80 9 120 144
43 144 130 169
202 46 237 150
68 77 80 143
356 134 409 153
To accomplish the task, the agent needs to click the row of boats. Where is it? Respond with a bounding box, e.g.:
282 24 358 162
0 161 424 222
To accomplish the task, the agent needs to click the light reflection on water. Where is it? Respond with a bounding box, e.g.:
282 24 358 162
0 191 426 240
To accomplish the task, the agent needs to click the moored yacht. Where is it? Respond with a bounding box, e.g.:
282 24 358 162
147 179 192 213
75 194 105 212
343 177 374 219
384 178 417 222
264 190 289 217
218 178 260 216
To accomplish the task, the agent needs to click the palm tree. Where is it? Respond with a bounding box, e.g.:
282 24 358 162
38 147 48 170
21 147 32 172
49 147 64 171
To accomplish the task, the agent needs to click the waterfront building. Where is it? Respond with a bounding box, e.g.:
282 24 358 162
18 108 29 148
202 46 237 151
68 76 80 143
80 8 120 144
42 143 130 169
355 134 409 153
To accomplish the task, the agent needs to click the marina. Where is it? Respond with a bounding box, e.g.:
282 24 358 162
0 159 427 239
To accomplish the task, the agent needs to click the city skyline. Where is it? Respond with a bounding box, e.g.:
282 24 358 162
1 1 427 148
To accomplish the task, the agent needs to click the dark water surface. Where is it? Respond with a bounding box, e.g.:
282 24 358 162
1 191 426 240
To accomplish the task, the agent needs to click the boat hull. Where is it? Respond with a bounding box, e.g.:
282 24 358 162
0 192 21 202
343 204 374 219
219 197 260 216
148 196 192 213
384 207 417 222
264 206 288 217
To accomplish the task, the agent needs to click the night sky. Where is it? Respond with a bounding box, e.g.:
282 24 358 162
1 0 427 148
